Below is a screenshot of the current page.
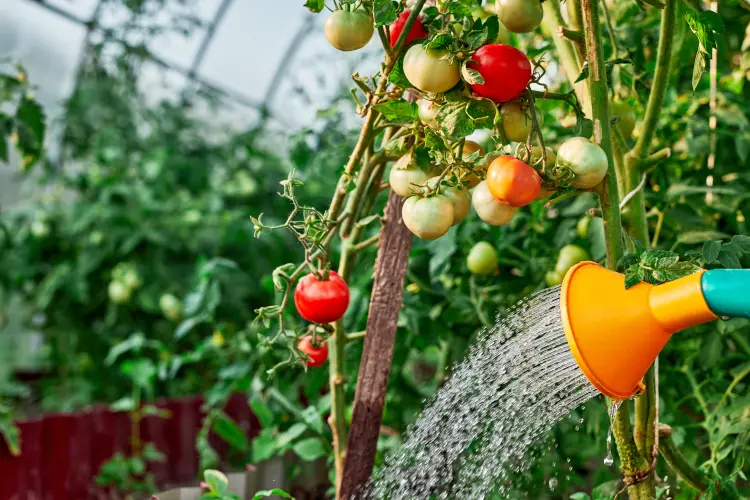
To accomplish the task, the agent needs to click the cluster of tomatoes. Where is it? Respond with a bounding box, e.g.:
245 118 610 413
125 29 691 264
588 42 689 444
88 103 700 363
293 270 350 367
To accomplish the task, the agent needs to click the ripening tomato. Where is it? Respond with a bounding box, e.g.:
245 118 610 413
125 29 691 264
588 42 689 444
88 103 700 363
427 177 471 225
324 9 374 52
467 241 498 275
610 100 636 139
389 153 438 197
388 9 428 48
469 44 531 103
294 271 350 324
501 101 542 142
486 156 541 207
297 336 329 368
555 244 590 275
402 195 454 240
496 0 544 33
418 99 440 129
461 140 487 188
556 137 609 189
404 45 461 94
472 181 518 226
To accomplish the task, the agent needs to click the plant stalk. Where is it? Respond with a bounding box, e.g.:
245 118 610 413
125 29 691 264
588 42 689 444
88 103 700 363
580 1 651 497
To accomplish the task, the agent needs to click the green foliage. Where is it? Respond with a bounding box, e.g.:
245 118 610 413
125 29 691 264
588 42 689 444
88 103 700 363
0 63 46 169
618 243 701 289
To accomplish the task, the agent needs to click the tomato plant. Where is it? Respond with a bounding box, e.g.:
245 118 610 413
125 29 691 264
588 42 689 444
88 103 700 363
294 271 350 324
485 155 541 207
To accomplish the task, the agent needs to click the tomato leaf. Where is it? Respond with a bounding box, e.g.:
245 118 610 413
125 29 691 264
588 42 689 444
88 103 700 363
213 412 250 452
203 469 230 495
702 240 722 264
447 1 473 18
731 235 750 253
373 100 418 123
303 0 325 13
373 0 399 27
461 61 484 85
0 410 20 457
388 53 413 88
252 489 294 500
718 248 742 269
292 437 327 461
15 96 46 168
483 15 500 44
424 33 454 50
436 100 475 139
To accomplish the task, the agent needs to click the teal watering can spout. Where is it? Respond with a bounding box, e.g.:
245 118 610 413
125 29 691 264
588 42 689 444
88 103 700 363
701 269 750 318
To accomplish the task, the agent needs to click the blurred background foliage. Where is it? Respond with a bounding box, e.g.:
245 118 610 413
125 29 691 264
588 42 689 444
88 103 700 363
0 0 749 498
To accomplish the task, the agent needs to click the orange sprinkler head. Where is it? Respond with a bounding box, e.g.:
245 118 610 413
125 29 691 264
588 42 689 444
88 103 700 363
560 262 717 399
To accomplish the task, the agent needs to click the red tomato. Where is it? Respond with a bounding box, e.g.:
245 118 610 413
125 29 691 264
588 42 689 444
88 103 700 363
469 44 532 103
297 336 329 368
294 271 350 324
389 9 428 48
485 156 541 207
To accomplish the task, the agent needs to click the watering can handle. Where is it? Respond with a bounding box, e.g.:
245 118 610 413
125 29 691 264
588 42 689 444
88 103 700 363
701 269 750 319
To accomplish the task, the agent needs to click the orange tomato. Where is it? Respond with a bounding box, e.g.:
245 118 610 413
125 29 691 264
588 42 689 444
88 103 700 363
485 156 541 207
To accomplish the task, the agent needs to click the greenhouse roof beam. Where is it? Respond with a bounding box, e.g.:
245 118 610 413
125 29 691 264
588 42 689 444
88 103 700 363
23 0 264 111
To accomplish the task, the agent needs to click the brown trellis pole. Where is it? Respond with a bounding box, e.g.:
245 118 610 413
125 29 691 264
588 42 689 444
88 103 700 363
338 191 412 499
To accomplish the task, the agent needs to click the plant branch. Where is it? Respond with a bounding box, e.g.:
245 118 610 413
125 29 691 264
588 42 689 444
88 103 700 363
657 424 708 492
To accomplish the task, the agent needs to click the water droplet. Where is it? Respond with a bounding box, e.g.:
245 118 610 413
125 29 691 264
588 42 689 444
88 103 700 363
604 455 614 466
548 478 558 490
579 417 584 423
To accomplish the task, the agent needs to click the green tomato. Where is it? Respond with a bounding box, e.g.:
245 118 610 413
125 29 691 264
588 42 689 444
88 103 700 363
403 45 461 94
496 0 544 33
108 281 131 304
122 269 142 290
30 220 50 238
417 99 440 129
467 242 498 275
545 270 564 287
159 293 183 322
610 100 636 139
556 137 608 189
427 177 471 225
501 101 542 142
471 180 518 226
555 244 590 275
389 153 438 197
324 9 374 52
182 209 202 224
402 195 454 240
577 216 591 239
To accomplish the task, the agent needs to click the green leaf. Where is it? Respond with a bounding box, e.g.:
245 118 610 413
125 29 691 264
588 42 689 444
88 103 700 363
303 0 325 13
373 100 418 123
702 240 722 264
461 61 484 85
692 50 707 91
437 100 475 139
301 406 325 434
175 315 208 339
35 263 72 310
105 332 146 365
251 428 277 462
0 413 20 456
249 397 274 428
464 29 489 50
276 423 307 448
15 96 46 168
120 358 156 389
292 437 327 461
424 33 454 50
213 413 250 452
592 480 620 500
373 0 399 27
624 267 645 289
204 469 229 495
483 16 500 44
677 231 731 245
718 249 742 269
731 235 750 253
569 494 591 500
389 53 412 88
142 442 166 462
252 489 294 500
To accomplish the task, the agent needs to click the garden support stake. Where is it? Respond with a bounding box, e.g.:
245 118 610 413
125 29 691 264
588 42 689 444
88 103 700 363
339 191 413 500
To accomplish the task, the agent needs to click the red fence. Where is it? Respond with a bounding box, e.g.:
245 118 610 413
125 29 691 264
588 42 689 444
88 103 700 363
0 394 259 500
